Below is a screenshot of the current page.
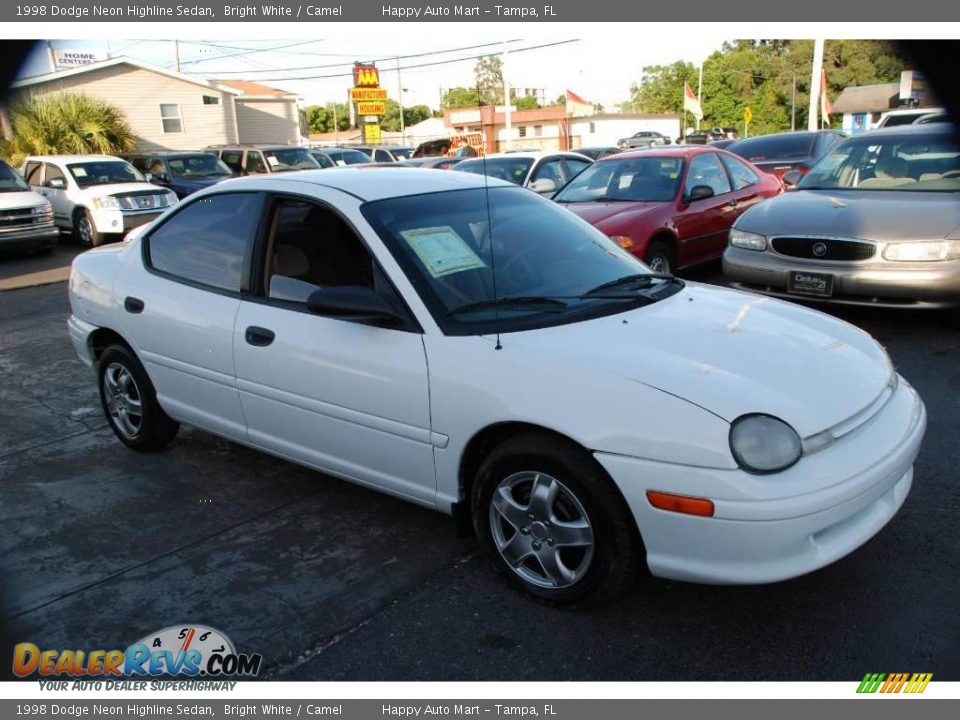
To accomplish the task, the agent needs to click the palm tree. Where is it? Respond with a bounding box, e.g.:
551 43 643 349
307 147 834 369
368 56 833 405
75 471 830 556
1 92 135 166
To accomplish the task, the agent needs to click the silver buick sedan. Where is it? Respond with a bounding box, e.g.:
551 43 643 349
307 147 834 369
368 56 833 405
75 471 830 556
723 124 960 325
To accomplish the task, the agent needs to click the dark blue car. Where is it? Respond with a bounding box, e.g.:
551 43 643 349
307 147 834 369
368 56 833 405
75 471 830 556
123 152 234 198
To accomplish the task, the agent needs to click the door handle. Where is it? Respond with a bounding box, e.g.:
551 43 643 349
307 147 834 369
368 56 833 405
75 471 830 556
124 296 145 314
244 326 275 347
727 199 738 207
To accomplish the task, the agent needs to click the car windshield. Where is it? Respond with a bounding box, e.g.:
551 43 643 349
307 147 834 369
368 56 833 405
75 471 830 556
730 134 817 161
310 152 336 168
325 149 371 165
554 156 683 203
454 157 534 186
166 154 233 179
798 132 960 192
261 148 320 172
361 186 682 335
67 161 144 187
0 161 29 192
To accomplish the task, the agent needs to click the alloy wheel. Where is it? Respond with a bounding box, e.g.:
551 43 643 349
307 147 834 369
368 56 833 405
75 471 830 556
489 471 594 589
102 362 144 440
78 216 93 247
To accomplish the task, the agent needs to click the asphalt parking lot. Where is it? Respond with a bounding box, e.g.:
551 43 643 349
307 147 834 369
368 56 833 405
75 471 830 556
1 239 958 681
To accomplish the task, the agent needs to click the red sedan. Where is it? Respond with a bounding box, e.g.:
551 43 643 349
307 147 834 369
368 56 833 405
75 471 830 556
553 146 781 273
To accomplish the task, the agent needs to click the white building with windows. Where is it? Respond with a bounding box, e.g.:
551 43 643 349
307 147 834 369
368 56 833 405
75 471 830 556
7 57 303 151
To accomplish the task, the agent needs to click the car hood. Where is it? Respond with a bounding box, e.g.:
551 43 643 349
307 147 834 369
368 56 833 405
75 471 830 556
561 200 663 229
169 177 229 194
81 182 165 198
508 282 893 438
737 188 960 241
0 190 48 209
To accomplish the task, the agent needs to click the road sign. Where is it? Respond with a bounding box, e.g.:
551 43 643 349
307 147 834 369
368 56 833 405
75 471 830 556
743 107 753 124
350 87 388 102
357 102 386 116
363 123 381 144
353 65 380 88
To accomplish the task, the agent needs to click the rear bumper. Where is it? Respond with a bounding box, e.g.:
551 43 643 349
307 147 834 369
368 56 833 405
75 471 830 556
596 377 926 584
67 314 99 368
723 247 960 309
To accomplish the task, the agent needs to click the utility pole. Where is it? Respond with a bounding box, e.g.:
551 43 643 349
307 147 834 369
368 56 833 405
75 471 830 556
503 42 512 152
396 56 405 144
808 39 824 132
791 76 796 131
697 63 704 131
174 40 181 73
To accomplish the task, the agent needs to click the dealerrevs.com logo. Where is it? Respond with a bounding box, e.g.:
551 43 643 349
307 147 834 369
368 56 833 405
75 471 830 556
857 672 933 694
13 624 262 681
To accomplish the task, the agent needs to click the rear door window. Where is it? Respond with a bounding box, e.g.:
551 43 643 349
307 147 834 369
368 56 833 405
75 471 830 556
719 154 760 190
219 151 244 173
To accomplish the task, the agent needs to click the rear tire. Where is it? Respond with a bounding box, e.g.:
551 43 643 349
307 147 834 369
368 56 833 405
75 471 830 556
644 240 674 274
98 344 179 451
472 433 643 607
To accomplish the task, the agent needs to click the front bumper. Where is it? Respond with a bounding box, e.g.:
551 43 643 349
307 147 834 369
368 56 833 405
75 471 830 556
596 376 926 584
0 223 60 249
723 247 960 309
67 314 99 368
91 208 164 236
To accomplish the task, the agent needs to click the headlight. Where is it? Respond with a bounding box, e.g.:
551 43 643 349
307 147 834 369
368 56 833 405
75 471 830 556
31 203 53 216
730 228 767 251
163 191 178 207
882 240 960 262
729 414 802 474
91 196 121 210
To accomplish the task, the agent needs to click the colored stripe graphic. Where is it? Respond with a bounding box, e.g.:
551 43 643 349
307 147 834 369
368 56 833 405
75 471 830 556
857 672 932 693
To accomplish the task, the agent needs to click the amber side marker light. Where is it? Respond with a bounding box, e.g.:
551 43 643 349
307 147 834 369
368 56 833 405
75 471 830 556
646 491 715 517
609 235 633 249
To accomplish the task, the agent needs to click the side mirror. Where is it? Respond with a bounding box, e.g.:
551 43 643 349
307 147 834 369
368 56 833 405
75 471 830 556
46 177 65 190
781 170 804 188
529 178 558 195
306 286 404 324
144 172 152 182
687 184 715 202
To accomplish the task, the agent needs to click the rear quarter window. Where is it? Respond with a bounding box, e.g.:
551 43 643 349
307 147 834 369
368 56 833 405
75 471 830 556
731 135 817 161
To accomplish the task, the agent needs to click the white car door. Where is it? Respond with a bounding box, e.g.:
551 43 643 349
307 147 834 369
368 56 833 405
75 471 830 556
40 163 73 228
233 192 436 505
113 191 265 441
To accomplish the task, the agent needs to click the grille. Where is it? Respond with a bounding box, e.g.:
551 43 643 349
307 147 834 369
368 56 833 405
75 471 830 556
771 237 876 261
0 207 48 231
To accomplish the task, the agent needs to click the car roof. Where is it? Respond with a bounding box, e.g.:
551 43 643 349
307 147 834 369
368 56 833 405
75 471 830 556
459 151 588 161
611 145 715 160
207 166 512 201
851 123 955 138
24 154 123 163
129 151 218 157
209 144 306 150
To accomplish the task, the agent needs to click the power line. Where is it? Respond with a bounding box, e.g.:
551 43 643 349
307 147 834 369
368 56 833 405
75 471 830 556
194 40 524 76
172 40 320 67
196 40 579 83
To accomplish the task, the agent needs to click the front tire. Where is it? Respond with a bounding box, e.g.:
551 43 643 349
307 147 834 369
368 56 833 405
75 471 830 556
472 433 643 607
75 209 107 248
98 344 179 451
644 239 674 274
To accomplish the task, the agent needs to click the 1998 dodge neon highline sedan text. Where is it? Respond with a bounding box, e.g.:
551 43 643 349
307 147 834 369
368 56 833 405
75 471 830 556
67 168 926 605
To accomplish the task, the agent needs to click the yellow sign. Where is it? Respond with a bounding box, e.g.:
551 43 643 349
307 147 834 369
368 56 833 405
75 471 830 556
357 102 386 116
363 123 381 144
353 65 380 88
351 87 388 102
743 107 753 124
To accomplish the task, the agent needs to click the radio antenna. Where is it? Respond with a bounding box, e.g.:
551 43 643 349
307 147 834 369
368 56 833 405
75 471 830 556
478 77 502 350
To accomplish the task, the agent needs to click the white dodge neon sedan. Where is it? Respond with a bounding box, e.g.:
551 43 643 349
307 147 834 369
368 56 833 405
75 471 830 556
67 168 926 605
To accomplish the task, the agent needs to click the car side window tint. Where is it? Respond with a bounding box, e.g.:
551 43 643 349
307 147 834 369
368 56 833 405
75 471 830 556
531 159 564 184
685 153 732 197
562 158 591 182
44 164 66 184
719 154 760 190
265 199 375 304
25 162 43 186
245 152 267 174
147 193 262 292
220 151 243 173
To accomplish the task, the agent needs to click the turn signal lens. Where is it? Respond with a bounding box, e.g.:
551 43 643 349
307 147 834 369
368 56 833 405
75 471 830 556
646 491 715 517
609 235 633 249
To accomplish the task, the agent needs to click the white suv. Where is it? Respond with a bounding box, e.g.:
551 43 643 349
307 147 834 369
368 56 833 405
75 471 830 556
0 159 59 254
22 155 178 247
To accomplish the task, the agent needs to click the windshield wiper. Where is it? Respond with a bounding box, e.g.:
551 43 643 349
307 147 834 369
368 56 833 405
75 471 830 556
582 273 680 297
446 296 568 316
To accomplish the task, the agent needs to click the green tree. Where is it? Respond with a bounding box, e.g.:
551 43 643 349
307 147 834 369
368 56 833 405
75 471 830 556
2 92 134 165
441 86 482 109
514 95 540 110
304 102 349 134
380 100 434 132
474 55 503 106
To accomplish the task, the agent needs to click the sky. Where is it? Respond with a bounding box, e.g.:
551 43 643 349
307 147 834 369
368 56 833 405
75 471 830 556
18 33 730 111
